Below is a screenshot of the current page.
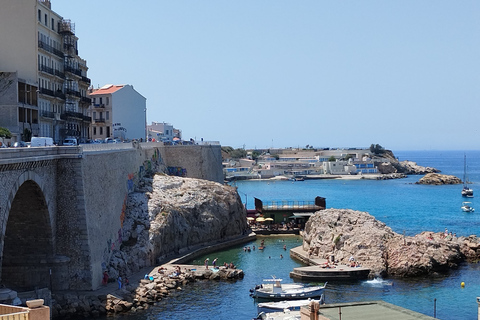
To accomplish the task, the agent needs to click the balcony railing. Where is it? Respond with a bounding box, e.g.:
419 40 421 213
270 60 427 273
80 76 91 85
64 66 82 77
93 104 105 108
54 69 65 79
66 88 81 98
38 40 64 58
94 118 106 123
41 110 55 119
80 97 91 104
83 115 92 122
55 90 65 100
39 87 55 97
61 111 83 120
39 64 54 76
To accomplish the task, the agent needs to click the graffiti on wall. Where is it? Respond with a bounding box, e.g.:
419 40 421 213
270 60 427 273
167 166 187 177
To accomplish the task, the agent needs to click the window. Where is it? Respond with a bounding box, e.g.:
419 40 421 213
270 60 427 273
106 97 109 105
45 14 47 26
38 10 41 22
92 97 95 104
100 127 103 135
93 127 96 135
106 111 109 120
99 97 103 105
51 18 54 30
93 112 96 119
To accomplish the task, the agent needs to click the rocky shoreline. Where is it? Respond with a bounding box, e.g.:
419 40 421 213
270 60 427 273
52 264 244 318
302 209 480 278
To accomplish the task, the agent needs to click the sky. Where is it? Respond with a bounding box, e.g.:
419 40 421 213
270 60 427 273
52 1 480 151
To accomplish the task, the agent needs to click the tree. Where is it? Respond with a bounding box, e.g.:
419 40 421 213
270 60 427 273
22 128 32 142
328 156 336 162
251 150 261 160
0 127 11 139
370 144 385 155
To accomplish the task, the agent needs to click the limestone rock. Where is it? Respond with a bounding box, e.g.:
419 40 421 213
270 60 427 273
303 209 479 278
416 173 462 185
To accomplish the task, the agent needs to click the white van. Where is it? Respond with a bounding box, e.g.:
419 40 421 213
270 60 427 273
63 138 77 146
30 137 54 147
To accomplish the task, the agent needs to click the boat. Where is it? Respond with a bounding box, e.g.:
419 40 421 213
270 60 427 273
255 310 301 320
257 296 324 314
462 154 473 197
250 277 326 300
461 202 475 212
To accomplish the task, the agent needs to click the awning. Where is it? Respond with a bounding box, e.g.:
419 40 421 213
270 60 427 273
289 212 314 219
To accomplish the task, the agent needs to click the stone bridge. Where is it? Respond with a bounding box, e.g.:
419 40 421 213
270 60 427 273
0 143 223 292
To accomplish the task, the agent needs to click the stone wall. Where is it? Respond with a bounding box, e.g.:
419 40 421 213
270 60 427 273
159 145 224 184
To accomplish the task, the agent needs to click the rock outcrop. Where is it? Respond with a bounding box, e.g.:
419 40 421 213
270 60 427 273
106 174 248 279
415 173 462 185
302 209 480 278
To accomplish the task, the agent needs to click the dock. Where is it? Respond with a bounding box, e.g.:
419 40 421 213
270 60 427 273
289 246 370 281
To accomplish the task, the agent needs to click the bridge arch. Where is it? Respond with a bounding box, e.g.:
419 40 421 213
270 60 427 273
1 171 55 290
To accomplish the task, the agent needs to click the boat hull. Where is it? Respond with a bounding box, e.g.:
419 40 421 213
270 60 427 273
251 286 324 300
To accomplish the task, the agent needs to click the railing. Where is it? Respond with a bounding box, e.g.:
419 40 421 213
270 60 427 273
94 118 105 123
93 104 105 108
64 111 83 119
64 66 82 77
65 88 81 98
261 200 319 211
41 110 55 119
54 69 65 79
55 90 65 100
38 40 64 58
80 76 91 85
80 97 91 104
83 115 92 122
39 87 54 97
38 64 54 76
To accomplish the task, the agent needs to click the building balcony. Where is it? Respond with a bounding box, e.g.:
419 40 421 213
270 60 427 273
83 115 92 122
38 40 64 58
41 110 55 119
80 97 92 104
54 69 65 79
94 118 106 123
93 104 105 108
55 90 66 100
39 64 55 76
80 76 91 85
66 88 81 98
61 111 83 120
39 87 55 98
64 66 82 77
58 19 75 35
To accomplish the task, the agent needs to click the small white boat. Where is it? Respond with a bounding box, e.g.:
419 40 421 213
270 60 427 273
462 154 474 197
250 277 326 300
257 296 323 314
461 202 475 212
255 310 301 320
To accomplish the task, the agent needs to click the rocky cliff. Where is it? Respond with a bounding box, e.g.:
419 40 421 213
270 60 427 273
303 209 480 278
106 174 248 280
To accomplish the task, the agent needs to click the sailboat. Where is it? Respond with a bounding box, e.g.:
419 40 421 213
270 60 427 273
462 154 473 197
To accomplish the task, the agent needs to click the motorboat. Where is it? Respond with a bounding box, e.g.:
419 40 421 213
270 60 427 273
250 277 326 300
461 202 475 212
462 154 473 197
257 296 324 314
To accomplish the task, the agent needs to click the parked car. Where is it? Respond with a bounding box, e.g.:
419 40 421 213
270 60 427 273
13 141 27 148
63 138 77 146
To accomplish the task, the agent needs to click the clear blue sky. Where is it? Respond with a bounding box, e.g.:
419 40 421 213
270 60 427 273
53 1 480 151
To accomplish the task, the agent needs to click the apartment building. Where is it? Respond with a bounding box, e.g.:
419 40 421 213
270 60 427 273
88 84 146 141
0 0 91 144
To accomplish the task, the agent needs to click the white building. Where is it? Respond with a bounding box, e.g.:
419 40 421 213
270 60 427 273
88 84 146 141
0 0 91 144
147 122 174 142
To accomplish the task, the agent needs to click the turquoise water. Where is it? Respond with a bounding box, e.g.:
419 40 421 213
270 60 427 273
108 150 480 320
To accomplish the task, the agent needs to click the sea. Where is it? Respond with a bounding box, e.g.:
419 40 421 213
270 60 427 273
107 150 480 320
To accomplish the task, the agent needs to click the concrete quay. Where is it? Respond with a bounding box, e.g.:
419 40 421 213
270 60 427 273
289 246 370 281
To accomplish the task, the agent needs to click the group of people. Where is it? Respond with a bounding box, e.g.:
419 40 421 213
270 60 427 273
426 228 457 242
204 258 235 270
101 270 128 289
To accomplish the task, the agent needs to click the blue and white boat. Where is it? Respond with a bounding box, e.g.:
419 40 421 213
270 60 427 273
257 296 324 314
250 277 326 300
